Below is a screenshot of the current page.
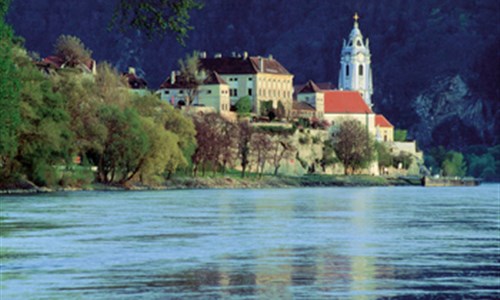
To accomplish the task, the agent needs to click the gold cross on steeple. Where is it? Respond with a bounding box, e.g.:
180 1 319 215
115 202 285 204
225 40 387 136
353 12 359 22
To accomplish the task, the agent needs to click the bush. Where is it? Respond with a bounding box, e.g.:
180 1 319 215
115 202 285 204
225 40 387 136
298 135 310 145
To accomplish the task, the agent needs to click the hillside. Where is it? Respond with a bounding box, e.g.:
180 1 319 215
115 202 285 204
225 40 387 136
7 0 499 149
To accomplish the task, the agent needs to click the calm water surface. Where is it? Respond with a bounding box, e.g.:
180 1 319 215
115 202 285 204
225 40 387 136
1 185 499 299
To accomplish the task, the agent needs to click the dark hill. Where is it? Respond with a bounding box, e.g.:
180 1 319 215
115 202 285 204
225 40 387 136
7 0 499 149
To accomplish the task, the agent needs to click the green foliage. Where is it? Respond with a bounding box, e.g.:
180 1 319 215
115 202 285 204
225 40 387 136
54 35 92 67
112 0 204 45
178 51 205 104
13 50 72 186
332 119 375 175
392 152 413 170
260 100 273 118
256 125 296 136
320 139 338 172
441 151 467 177
298 135 310 145
375 142 392 168
394 129 408 142
0 17 21 179
235 96 252 116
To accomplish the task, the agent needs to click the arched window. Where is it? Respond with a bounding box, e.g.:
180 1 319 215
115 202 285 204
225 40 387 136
356 40 362 46
346 65 350 77
359 65 364 76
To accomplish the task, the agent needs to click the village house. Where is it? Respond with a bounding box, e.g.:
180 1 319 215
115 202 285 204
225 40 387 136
122 67 148 96
375 114 394 142
157 70 231 113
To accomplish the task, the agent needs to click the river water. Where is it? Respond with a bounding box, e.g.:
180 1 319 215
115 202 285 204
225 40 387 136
1 185 499 299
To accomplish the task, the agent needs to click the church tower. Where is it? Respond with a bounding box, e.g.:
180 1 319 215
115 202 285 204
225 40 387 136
338 13 373 107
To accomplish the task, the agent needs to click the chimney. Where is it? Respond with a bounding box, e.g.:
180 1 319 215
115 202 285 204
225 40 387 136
243 51 248 59
268 54 273 60
128 67 136 75
214 53 222 58
231 51 236 57
259 57 264 72
199 51 207 59
171 71 176 84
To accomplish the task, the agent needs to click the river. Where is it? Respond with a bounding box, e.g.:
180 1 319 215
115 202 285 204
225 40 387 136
1 185 499 299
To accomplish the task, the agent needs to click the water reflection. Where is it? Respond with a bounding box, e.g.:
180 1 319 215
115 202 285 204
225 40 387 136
1 186 499 299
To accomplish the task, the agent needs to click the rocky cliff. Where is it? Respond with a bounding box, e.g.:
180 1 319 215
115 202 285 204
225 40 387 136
7 0 499 149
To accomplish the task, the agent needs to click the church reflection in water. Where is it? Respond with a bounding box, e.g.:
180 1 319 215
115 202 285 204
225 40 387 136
151 189 396 299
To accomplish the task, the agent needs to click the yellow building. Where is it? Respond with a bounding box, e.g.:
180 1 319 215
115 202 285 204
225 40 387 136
375 114 394 142
200 52 294 116
157 70 230 113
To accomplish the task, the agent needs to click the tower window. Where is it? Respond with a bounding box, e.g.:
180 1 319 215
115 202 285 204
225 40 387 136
359 65 364 76
346 65 350 77
357 40 362 46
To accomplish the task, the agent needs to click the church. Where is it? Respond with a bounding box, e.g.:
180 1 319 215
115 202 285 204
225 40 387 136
294 13 393 142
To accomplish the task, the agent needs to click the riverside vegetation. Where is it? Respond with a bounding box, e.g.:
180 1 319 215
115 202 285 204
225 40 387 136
1 3 498 192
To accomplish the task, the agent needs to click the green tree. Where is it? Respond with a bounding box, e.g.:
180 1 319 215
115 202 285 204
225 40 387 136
178 51 205 105
375 141 392 173
394 129 407 142
13 48 72 186
0 9 21 180
235 96 252 116
332 119 375 175
441 151 467 177
112 0 204 45
237 121 253 178
54 35 93 68
320 138 338 172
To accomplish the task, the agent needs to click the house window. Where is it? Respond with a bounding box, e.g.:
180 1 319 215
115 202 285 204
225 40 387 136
359 65 364 76
179 90 184 94
248 77 252 81
346 65 350 77
165 90 170 94
207 90 212 94
248 88 252 96
230 89 238 97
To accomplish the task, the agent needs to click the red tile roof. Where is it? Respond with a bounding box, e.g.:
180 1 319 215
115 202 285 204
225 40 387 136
324 91 373 114
375 114 393 128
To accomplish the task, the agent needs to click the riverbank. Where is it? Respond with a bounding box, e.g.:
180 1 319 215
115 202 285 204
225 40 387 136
0 175 420 195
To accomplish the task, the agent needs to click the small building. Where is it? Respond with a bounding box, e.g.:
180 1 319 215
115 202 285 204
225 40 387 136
122 67 148 96
37 55 97 75
295 80 325 118
158 70 230 113
375 114 394 142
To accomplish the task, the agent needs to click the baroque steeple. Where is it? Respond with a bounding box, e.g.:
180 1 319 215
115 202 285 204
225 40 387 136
338 13 374 107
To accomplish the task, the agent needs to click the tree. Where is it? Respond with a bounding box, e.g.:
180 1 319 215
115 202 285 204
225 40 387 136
54 35 93 68
375 141 392 173
251 132 272 177
0 11 21 180
237 120 253 178
269 135 295 176
442 151 467 177
112 0 204 45
332 119 375 175
320 138 338 172
178 51 205 105
13 47 72 186
394 129 408 142
235 96 252 116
